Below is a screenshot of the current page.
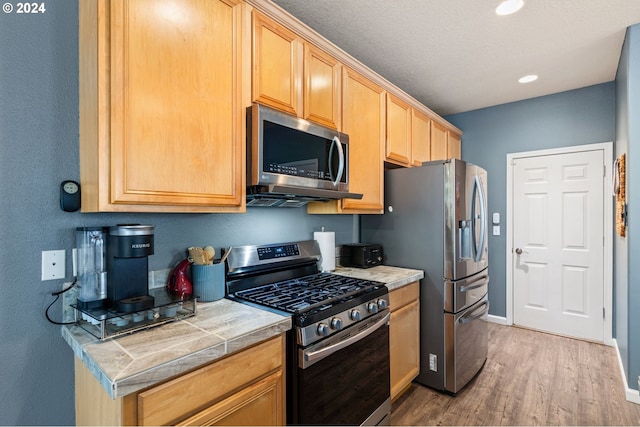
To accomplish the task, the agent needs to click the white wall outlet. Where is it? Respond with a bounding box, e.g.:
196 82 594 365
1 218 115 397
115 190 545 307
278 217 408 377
42 250 65 281
429 353 437 372
492 212 500 224
493 225 501 236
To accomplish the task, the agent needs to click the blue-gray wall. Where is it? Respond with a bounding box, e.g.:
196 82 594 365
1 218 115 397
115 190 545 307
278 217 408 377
2 2 638 425
446 83 616 318
0 2 352 424
615 24 640 391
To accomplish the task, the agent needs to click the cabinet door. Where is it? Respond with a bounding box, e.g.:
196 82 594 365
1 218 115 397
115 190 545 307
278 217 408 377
385 93 411 166
178 370 284 426
430 121 448 161
389 283 420 401
448 131 461 160
304 44 341 129
411 109 431 166
109 0 243 208
341 68 385 213
252 11 302 116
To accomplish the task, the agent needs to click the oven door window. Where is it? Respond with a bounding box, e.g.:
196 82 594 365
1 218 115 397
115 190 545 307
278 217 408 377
296 321 390 425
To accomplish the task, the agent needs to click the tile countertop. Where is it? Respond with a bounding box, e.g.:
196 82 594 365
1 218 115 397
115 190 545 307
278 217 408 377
61 264 423 400
62 298 292 399
334 265 424 291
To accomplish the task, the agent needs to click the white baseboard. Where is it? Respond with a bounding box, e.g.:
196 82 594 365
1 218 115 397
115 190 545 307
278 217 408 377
613 339 640 405
487 314 508 325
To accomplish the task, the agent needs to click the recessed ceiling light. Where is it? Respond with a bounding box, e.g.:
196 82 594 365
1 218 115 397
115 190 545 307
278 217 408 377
496 0 524 16
518 74 538 83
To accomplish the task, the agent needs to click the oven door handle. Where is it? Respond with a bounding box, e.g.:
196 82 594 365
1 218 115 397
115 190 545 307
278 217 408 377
303 312 390 368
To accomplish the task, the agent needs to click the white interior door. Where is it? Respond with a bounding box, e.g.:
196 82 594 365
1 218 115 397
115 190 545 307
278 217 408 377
512 149 605 342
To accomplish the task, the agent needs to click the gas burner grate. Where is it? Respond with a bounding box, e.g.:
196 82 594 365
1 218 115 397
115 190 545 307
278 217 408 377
234 273 382 314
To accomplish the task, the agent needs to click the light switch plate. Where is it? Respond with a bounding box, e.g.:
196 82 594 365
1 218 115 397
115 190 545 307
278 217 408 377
42 250 65 281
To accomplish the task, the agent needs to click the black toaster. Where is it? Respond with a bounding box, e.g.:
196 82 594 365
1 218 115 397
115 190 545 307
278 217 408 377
340 243 383 268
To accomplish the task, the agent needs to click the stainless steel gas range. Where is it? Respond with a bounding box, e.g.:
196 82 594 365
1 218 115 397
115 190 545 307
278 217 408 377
226 240 391 426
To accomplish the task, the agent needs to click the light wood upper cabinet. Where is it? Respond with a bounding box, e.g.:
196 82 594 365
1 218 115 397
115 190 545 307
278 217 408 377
430 120 449 161
79 0 245 212
252 11 302 117
303 43 341 129
253 12 341 129
448 131 462 160
308 68 385 214
342 68 385 213
341 69 385 213
385 93 412 166
389 282 420 401
411 109 431 166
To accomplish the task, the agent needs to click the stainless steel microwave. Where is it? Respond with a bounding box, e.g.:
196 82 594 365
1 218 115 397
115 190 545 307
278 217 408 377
246 103 363 207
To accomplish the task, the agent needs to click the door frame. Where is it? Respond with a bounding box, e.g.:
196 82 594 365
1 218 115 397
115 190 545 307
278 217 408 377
505 142 613 345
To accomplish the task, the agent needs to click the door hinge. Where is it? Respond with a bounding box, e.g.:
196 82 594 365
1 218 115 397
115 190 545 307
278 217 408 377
603 307 605 319
603 164 606 177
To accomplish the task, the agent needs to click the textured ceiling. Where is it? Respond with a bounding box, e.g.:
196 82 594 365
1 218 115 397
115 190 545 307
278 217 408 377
271 0 640 115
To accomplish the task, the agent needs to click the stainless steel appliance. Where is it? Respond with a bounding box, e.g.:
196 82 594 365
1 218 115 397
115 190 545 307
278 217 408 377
106 224 155 313
361 159 490 394
226 240 391 425
246 103 363 207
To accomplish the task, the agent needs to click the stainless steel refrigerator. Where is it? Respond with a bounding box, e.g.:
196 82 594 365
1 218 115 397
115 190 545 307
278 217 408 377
361 159 489 394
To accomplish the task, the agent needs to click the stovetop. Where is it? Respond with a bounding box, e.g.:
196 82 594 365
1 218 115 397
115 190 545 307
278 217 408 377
233 272 381 314
225 240 388 332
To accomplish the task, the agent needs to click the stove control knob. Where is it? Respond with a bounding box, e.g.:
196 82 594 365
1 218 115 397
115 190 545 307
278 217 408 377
349 309 362 321
330 317 343 330
367 302 379 314
317 323 330 337
377 299 388 310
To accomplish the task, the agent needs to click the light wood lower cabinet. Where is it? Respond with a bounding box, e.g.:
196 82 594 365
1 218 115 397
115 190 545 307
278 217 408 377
75 335 286 426
389 282 420 401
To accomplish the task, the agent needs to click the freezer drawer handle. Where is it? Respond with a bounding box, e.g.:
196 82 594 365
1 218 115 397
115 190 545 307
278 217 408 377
459 300 490 325
459 274 489 293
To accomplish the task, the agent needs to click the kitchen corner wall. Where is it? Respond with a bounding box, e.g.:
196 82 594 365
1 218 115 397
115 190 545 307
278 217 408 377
0 2 352 425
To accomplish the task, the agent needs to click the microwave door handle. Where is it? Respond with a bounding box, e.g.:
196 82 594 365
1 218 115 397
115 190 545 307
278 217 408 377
329 136 345 187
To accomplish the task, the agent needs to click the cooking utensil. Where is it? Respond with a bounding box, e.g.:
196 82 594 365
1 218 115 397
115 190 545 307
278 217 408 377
188 247 209 265
204 246 215 264
219 246 232 264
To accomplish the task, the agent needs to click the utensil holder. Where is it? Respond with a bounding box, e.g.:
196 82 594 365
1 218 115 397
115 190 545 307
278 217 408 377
191 263 225 302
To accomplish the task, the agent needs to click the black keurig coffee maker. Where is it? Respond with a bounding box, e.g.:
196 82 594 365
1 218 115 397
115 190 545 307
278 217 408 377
106 224 155 313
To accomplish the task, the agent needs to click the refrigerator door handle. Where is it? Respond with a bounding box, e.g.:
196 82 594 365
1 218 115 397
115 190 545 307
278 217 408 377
472 175 487 263
459 299 490 325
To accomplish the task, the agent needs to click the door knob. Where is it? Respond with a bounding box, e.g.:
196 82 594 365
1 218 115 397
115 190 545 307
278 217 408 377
515 248 526 254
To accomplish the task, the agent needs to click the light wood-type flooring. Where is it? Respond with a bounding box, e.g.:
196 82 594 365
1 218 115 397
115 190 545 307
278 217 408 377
391 322 640 425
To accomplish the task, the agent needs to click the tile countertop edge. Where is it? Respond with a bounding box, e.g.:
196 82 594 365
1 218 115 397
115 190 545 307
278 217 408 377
333 265 424 291
114 316 292 398
62 326 119 398
62 306 292 399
